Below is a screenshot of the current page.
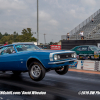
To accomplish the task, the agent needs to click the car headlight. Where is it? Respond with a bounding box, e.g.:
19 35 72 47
58 55 60 59
54 55 58 60
54 54 60 60
73 53 76 58
71 54 74 57
71 53 76 58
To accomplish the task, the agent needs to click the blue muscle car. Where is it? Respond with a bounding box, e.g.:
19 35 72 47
0 43 77 81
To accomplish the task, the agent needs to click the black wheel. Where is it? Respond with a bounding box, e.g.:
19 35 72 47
78 55 82 60
28 62 46 81
12 71 21 75
89 55 95 60
89 56 92 60
55 65 69 75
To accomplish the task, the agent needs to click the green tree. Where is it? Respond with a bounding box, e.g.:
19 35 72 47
0 28 37 44
16 28 37 42
0 35 13 44
49 42 54 45
3 32 9 36
13 31 18 42
16 35 23 42
0 32 3 39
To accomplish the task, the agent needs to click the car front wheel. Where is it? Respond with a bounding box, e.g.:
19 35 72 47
28 62 45 81
55 65 69 75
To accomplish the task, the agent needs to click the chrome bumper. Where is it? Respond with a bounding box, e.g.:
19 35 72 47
48 58 77 64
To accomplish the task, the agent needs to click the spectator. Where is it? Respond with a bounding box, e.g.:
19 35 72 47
79 31 84 40
67 33 70 40
4 42 8 46
92 18 94 22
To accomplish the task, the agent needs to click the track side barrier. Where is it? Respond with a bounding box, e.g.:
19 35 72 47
69 60 100 71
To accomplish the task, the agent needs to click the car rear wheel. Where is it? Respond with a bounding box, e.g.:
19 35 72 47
28 62 45 81
55 65 69 75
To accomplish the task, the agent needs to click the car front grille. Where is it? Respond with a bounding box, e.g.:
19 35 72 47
59 53 72 59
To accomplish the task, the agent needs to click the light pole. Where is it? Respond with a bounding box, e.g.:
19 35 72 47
37 0 39 45
44 34 46 45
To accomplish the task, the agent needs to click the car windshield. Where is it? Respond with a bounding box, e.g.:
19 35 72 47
15 44 41 52
90 46 99 51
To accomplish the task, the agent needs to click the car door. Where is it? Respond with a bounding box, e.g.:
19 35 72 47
87 46 94 55
0 46 19 71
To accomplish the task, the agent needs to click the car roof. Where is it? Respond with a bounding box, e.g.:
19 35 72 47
12 43 34 45
75 45 96 47
0 43 34 48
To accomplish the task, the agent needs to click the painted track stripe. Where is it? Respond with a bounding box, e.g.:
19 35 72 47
69 68 100 75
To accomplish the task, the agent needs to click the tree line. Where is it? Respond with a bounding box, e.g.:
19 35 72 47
0 28 37 44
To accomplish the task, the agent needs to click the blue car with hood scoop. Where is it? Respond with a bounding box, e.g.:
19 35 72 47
0 43 77 81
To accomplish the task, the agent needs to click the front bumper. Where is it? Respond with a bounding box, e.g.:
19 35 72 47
48 58 77 64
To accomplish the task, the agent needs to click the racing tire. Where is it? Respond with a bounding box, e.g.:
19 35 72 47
28 62 46 81
55 65 69 75
78 55 84 60
89 56 92 60
12 71 21 75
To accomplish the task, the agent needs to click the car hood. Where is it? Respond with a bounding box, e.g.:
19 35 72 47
17 50 75 55
33 50 76 55
36 50 74 53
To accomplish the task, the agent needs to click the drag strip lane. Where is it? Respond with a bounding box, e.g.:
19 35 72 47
0 71 100 100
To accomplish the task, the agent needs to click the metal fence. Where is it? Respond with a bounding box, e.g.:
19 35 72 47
61 34 100 40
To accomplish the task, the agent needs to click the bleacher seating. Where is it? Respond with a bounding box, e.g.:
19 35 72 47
61 9 100 40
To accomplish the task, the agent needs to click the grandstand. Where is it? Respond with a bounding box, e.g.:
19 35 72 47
61 9 100 40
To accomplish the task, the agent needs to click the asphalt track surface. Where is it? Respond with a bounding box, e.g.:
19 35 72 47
0 70 100 100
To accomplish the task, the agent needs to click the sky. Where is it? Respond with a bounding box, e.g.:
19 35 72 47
0 0 100 44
